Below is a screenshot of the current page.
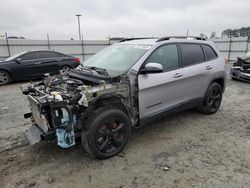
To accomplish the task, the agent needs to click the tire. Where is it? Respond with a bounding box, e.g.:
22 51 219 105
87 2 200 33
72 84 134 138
60 65 72 74
0 70 11 86
199 82 223 114
81 106 131 159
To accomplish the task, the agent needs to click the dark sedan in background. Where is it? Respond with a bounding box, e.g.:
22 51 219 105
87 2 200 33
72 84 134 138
0 50 80 85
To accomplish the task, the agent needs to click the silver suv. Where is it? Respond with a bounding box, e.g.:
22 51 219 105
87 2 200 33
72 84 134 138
22 36 226 159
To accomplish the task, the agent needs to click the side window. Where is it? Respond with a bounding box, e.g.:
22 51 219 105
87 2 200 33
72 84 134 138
180 44 205 66
145 44 179 71
202 44 218 60
34 52 46 59
54 52 67 57
21 52 37 60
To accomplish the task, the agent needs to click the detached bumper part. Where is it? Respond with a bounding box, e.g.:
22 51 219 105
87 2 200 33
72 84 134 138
24 124 44 145
231 67 250 82
56 128 75 148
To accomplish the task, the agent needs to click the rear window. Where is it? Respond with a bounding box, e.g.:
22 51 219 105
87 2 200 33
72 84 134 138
202 44 217 60
180 43 205 66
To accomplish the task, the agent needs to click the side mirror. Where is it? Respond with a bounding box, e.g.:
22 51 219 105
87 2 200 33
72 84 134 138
142 63 163 73
15 58 22 63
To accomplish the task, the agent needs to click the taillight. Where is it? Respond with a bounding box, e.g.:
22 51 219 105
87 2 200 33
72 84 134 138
224 58 228 64
73 58 80 64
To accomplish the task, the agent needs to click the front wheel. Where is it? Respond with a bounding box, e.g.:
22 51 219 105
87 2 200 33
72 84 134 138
0 70 11 86
81 106 131 159
199 82 223 114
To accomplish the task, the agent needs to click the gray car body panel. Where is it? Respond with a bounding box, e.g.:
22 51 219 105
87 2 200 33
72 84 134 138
124 39 226 120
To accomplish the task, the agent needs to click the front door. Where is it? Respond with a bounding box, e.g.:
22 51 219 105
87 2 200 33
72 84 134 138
138 43 185 119
12 52 40 79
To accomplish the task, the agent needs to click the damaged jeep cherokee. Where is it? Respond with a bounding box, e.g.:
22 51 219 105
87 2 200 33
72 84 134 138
22 37 226 159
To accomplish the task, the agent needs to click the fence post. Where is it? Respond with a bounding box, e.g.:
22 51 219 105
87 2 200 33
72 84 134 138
228 36 232 63
81 34 85 61
47 33 50 51
5 32 11 57
246 35 250 54
108 35 111 45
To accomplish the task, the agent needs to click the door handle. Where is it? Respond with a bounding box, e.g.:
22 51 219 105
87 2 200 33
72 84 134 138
173 73 183 78
35 62 42 65
205 66 213 70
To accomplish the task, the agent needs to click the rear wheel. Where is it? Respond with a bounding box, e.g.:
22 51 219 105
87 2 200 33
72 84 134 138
0 70 11 85
81 106 131 159
61 65 72 74
199 82 223 114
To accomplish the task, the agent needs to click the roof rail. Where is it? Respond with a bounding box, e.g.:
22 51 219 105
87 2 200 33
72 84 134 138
156 36 206 42
119 37 157 42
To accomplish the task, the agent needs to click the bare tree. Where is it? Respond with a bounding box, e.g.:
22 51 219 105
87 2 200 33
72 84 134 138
210 31 216 39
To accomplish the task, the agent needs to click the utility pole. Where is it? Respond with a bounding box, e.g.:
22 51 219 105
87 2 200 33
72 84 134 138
81 34 85 61
5 32 11 57
76 14 82 41
47 33 50 51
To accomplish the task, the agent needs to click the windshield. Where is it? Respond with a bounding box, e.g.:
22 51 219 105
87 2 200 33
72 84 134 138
4 51 27 61
83 44 151 73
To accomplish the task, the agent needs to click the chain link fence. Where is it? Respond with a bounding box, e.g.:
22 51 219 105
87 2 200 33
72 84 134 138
1 34 249 63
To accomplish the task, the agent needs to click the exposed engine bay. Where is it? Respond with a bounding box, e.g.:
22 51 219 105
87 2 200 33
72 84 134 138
21 68 133 148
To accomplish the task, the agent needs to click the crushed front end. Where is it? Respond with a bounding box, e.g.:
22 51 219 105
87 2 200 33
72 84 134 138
21 69 130 149
230 57 250 82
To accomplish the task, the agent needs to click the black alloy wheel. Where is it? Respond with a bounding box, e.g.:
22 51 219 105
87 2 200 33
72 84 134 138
0 70 11 85
82 106 131 159
200 82 223 114
95 118 127 154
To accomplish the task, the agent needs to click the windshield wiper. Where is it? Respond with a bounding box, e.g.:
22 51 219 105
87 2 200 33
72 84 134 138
81 65 109 76
89 66 110 76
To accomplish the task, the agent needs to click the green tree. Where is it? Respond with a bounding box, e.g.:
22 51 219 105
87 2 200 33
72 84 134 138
221 27 250 37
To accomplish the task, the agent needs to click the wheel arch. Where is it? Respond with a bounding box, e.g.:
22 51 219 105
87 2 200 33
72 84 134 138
78 95 130 131
61 64 73 68
0 69 12 80
91 95 129 116
210 77 225 92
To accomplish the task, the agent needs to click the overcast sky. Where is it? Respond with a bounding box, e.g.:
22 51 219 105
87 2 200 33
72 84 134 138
0 0 249 40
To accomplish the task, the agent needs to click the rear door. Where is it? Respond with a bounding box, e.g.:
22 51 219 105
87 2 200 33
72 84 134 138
37 51 62 74
178 43 213 100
